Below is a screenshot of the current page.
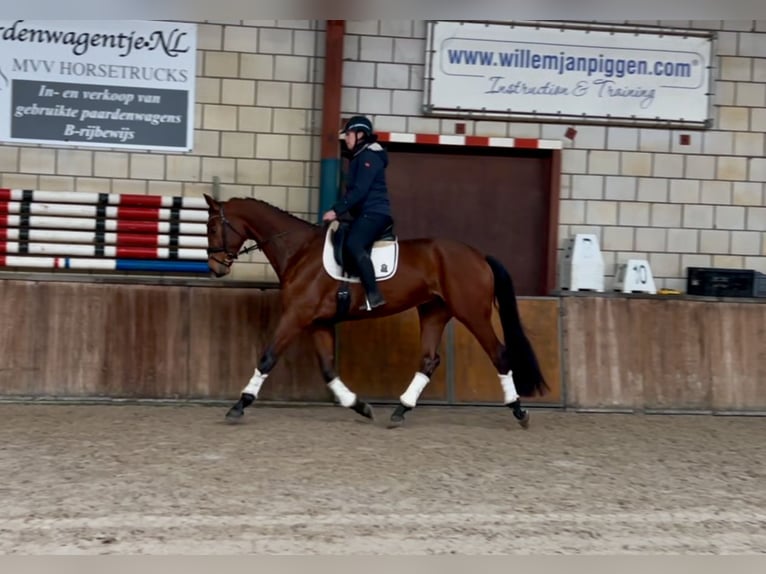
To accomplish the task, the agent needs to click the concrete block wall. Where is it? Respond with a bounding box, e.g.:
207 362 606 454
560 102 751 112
340 20 766 291
3 20 765 289
0 20 326 283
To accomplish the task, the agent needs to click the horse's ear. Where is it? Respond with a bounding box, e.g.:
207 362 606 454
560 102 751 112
203 193 218 209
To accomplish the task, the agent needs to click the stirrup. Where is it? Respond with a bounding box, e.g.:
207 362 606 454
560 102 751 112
361 291 386 311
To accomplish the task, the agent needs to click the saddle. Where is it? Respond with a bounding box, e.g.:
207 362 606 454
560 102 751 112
322 220 399 283
331 220 396 270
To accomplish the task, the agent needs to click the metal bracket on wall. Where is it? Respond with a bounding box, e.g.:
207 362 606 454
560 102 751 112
211 176 221 201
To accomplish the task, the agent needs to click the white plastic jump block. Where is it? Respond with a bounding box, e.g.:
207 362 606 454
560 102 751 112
613 259 657 294
559 234 605 292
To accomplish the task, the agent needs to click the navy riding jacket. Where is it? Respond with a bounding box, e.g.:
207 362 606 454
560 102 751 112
332 142 392 219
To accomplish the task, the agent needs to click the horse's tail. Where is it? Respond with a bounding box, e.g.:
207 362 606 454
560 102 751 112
485 255 549 397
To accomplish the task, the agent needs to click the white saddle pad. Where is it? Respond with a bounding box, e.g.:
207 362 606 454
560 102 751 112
321 221 399 283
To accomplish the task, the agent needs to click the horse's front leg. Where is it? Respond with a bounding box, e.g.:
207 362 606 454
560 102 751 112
313 323 374 421
225 309 305 422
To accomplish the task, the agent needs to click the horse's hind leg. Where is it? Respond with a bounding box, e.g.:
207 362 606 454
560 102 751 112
389 299 451 428
450 304 530 429
312 323 374 421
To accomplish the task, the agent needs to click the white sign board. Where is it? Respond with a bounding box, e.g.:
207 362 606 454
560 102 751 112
559 233 605 292
424 21 714 127
0 20 197 151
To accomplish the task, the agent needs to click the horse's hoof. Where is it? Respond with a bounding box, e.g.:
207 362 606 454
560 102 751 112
387 404 411 429
225 406 244 423
351 400 375 421
508 400 530 429
224 393 254 423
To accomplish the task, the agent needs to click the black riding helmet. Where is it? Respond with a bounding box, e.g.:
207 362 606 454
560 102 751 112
339 115 377 157
339 115 373 137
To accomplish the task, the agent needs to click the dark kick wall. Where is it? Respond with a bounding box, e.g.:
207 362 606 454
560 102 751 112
383 143 556 296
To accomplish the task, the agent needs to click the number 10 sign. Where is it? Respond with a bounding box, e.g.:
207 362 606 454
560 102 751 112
614 259 657 294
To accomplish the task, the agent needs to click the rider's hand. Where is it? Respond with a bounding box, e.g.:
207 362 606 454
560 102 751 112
322 210 337 222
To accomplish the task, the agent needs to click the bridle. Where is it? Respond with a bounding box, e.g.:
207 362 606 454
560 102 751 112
206 204 296 268
206 205 260 268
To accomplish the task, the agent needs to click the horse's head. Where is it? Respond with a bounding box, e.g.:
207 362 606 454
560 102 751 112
203 193 249 278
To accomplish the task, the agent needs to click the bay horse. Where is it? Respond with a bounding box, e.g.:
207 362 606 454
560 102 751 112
203 193 548 428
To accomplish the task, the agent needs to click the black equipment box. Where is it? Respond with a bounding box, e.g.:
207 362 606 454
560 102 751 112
686 267 766 298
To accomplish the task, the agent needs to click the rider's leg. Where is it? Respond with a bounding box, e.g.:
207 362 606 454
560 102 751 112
346 214 391 309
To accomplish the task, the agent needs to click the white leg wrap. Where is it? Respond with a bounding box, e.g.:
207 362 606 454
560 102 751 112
241 368 267 398
400 372 430 408
328 377 357 408
499 371 519 404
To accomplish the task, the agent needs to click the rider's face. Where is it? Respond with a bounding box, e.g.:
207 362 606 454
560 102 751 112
344 131 357 150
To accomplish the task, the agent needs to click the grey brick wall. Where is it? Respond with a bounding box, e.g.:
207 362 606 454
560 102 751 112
2 20 765 288
340 20 766 290
0 20 326 283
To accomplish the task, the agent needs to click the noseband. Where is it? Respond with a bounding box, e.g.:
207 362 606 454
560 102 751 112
206 205 259 268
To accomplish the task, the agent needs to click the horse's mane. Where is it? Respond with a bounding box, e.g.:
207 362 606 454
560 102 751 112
229 196 320 229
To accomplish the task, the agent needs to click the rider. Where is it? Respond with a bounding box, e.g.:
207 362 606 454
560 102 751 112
322 115 393 311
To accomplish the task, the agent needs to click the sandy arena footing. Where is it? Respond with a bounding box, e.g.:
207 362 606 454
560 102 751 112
0 403 763 554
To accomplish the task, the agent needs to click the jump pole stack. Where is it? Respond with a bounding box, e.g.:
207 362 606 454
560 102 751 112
0 188 211 274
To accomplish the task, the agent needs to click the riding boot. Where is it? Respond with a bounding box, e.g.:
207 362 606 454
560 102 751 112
356 253 386 310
